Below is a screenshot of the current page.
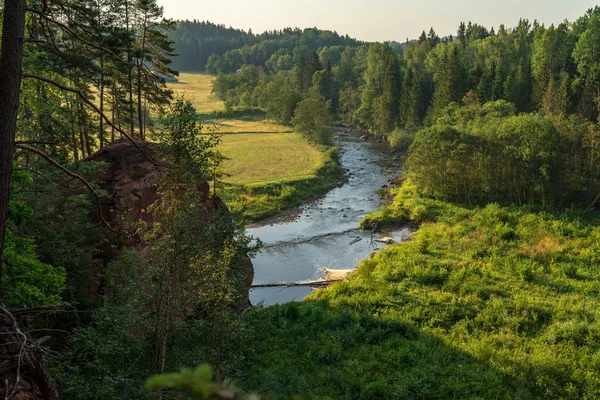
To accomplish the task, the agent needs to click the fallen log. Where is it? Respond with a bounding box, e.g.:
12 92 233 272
252 269 355 288
251 280 340 288
349 237 362 245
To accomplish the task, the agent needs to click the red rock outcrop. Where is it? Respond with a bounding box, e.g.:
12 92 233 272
87 139 253 309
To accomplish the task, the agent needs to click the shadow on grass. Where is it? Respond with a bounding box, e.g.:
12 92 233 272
197 107 267 121
239 299 536 399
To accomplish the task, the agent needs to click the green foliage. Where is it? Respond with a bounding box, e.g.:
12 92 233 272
404 102 599 208
200 7 600 138
54 301 151 399
157 98 222 180
292 98 331 144
2 229 66 309
146 365 218 398
172 22 362 74
239 183 600 399
146 365 259 400
357 43 401 134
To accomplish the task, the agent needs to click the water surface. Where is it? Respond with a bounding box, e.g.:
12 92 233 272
249 134 409 305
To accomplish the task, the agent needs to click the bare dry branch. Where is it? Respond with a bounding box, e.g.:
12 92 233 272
15 144 123 235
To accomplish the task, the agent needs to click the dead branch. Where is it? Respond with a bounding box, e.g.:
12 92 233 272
15 144 123 235
15 140 57 145
0 305 60 400
10 305 64 316
251 280 341 288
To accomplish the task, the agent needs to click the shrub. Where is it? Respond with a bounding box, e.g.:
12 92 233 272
388 129 415 151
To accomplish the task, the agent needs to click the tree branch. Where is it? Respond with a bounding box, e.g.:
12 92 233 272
10 305 64 316
25 7 129 65
15 144 123 235
22 73 162 168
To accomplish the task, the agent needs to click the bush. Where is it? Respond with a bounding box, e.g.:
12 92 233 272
292 98 331 144
387 129 415 151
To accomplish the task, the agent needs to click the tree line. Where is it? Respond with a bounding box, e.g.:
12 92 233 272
169 19 364 74
214 8 600 208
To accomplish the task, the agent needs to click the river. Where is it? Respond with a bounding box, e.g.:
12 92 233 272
248 132 410 306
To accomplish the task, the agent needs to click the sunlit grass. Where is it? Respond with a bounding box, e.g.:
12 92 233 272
219 133 324 186
167 72 224 114
238 184 600 398
206 119 291 134
166 72 342 222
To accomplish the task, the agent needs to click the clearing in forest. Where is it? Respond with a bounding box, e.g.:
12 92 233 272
167 72 288 133
168 72 224 114
219 133 325 186
167 71 339 221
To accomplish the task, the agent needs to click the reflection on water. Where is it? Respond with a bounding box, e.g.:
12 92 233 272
248 135 408 306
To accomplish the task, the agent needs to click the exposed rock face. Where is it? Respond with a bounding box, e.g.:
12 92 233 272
87 139 253 310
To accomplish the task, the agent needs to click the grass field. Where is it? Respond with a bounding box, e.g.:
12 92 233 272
219 133 324 185
218 133 341 222
205 119 290 134
168 72 224 114
236 181 600 398
167 71 342 221
168 72 290 134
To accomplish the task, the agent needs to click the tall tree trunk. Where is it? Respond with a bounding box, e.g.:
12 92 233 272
136 16 148 140
80 101 92 156
0 3 61 398
143 94 148 136
79 131 86 157
99 54 105 148
71 101 80 160
0 0 27 303
137 64 144 140
111 98 116 142
125 1 135 138
129 68 135 138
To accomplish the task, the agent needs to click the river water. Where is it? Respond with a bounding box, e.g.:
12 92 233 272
248 133 410 306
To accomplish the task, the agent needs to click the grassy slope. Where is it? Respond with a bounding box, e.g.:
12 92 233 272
168 73 341 222
222 145 341 222
239 181 600 399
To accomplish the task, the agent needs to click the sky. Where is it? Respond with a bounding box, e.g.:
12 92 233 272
157 0 598 42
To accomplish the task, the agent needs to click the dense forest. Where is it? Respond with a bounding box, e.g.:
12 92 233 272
0 0 256 397
3 0 600 398
214 10 600 208
169 20 364 73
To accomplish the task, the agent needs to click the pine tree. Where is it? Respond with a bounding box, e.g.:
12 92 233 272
296 55 307 92
491 61 505 100
458 22 467 46
133 0 178 139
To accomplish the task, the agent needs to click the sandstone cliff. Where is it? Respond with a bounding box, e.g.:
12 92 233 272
87 139 254 310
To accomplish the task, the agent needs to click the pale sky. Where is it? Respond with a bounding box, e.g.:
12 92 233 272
157 0 598 42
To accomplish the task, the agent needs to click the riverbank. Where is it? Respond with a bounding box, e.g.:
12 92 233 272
238 180 600 398
248 133 406 305
167 72 344 222
222 144 343 222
